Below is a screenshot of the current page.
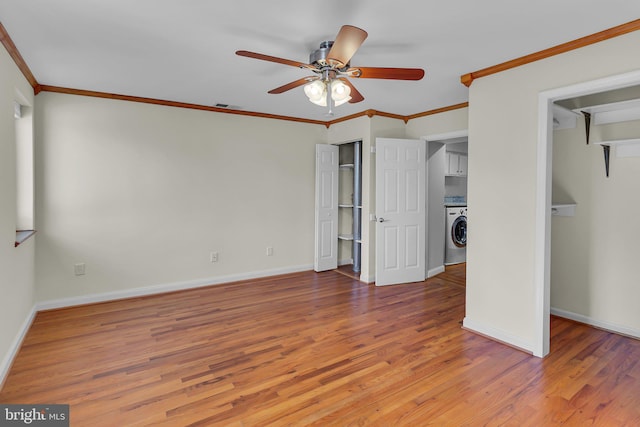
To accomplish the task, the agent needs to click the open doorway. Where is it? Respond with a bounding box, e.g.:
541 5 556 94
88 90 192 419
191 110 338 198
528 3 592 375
534 69 640 357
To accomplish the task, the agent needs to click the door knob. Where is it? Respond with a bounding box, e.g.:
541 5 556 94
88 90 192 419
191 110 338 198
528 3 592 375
378 217 386 223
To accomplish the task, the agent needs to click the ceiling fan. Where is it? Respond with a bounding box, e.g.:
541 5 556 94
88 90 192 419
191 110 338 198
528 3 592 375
236 25 425 114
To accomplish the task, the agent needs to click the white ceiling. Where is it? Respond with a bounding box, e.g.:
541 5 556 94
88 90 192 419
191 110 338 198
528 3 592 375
1 1 639 121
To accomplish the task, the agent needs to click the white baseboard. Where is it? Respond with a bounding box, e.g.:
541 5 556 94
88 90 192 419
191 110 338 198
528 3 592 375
427 265 445 278
551 307 640 339
360 274 375 284
0 306 36 389
36 264 314 311
462 316 534 355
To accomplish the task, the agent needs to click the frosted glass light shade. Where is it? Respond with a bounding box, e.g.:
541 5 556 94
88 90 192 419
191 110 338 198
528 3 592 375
331 80 352 106
304 80 327 106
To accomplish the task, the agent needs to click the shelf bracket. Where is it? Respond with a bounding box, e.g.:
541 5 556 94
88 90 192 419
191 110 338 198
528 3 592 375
581 111 591 145
602 144 611 177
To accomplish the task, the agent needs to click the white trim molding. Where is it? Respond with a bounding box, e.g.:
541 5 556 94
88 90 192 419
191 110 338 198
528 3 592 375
424 129 468 143
462 316 533 355
427 265 445 278
0 307 37 388
36 264 313 311
551 308 640 340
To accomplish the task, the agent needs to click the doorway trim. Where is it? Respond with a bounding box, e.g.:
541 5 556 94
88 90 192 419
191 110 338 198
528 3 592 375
534 69 640 357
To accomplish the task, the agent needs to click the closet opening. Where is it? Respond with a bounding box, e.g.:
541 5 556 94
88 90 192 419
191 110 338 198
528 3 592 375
336 140 362 280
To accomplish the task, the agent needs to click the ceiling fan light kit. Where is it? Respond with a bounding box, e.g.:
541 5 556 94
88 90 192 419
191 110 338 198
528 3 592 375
236 25 425 114
303 76 352 108
304 80 327 106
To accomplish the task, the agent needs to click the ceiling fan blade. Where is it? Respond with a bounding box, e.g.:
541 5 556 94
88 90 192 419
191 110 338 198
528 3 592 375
338 78 364 103
236 50 314 70
268 77 318 94
348 66 425 80
327 25 368 68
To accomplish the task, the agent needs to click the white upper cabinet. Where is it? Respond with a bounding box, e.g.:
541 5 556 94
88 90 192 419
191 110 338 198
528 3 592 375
446 152 467 177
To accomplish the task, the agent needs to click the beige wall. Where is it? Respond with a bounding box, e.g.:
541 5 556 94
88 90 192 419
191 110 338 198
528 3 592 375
465 30 640 352
35 92 327 302
552 118 640 334
33 92 462 306
405 108 469 139
0 46 35 380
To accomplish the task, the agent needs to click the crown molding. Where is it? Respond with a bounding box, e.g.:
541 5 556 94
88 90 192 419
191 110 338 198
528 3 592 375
39 85 467 127
461 18 640 87
2 20 466 126
39 85 329 126
405 102 469 121
0 21 40 93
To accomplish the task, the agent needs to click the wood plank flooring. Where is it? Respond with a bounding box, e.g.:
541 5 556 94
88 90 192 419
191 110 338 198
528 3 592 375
1 264 640 426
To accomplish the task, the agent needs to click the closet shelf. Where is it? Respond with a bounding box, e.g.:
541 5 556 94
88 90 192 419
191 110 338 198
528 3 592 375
339 163 355 169
338 234 362 243
592 138 640 146
551 203 576 217
592 138 640 158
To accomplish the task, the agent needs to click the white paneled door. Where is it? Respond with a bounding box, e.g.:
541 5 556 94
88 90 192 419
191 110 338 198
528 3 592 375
314 144 339 272
375 138 426 286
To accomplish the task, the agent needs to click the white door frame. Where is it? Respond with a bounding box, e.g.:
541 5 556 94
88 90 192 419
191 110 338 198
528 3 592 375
534 69 640 357
424 130 469 279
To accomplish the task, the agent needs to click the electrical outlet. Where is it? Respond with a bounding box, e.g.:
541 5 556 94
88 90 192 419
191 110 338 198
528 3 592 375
266 247 274 256
74 263 86 276
210 252 219 262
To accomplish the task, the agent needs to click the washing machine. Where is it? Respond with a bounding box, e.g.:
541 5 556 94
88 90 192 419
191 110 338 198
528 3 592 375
445 206 467 265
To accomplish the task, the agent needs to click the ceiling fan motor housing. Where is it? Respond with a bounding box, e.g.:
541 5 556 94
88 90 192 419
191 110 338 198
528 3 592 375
309 41 348 70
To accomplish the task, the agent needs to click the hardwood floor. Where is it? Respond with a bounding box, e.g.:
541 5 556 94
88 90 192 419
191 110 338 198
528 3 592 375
1 264 639 426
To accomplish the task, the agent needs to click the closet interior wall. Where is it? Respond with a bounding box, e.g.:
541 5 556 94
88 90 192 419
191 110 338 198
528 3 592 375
338 141 362 273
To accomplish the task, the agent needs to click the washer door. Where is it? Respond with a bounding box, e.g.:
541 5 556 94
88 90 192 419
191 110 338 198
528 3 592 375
451 215 467 248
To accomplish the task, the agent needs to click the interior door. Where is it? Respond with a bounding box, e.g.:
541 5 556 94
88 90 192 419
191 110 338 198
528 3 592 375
375 138 426 285
314 144 339 271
